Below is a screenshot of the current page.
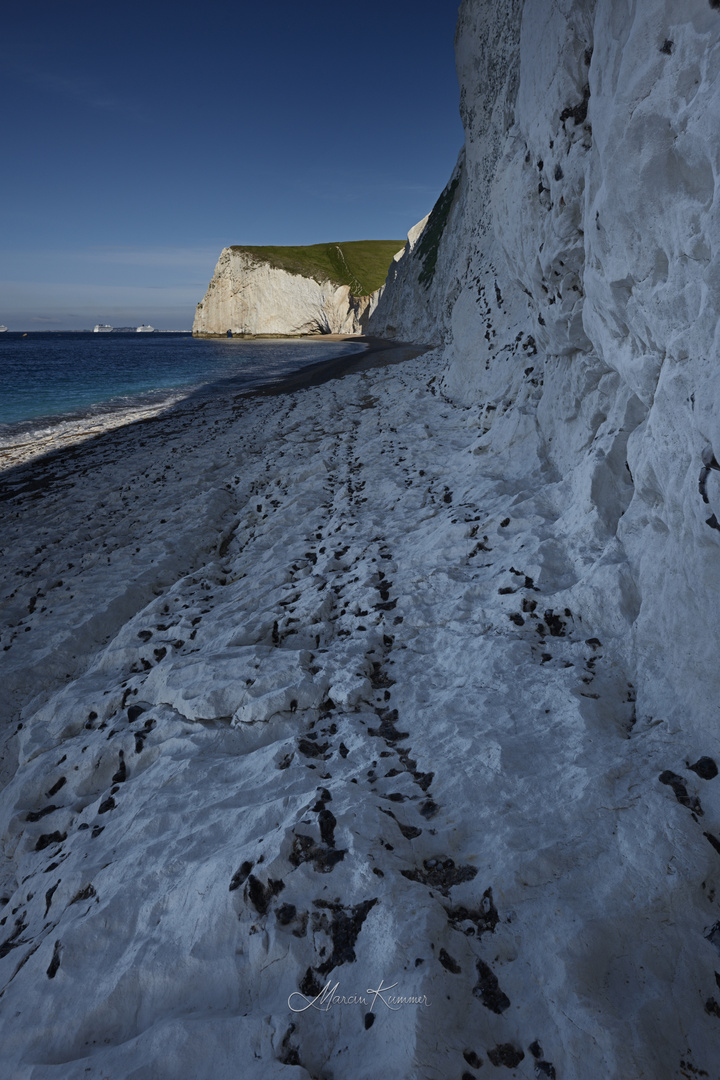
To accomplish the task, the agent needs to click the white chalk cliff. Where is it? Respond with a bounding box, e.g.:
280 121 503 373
2 1 720 1077
193 248 381 336
374 0 720 760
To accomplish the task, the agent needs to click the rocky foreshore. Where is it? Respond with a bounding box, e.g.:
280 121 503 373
1 340 718 1077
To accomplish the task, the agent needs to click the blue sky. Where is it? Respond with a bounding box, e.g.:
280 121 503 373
1 1 463 330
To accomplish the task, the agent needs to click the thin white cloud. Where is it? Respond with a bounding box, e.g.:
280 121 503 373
0 280 200 301
0 246 221 293
9 63 138 117
0 280 199 330
79 246 222 269
0 245 219 266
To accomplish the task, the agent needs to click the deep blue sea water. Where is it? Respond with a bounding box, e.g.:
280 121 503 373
0 332 367 446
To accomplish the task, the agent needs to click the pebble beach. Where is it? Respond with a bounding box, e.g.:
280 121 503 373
1 339 708 1077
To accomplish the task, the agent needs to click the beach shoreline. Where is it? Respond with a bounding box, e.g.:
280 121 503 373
0 335 428 479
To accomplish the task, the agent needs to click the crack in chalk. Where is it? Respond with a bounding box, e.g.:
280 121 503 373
261 948 290 973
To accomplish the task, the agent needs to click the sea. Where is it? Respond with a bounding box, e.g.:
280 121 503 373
0 331 367 449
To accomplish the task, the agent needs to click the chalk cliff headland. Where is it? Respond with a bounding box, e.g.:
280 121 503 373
2 1 720 1077
193 240 404 337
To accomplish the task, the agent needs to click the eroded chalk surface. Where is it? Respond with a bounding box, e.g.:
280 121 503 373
1 348 719 1079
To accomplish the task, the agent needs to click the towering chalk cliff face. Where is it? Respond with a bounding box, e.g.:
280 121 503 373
366 0 720 1066
193 247 382 336
375 0 720 746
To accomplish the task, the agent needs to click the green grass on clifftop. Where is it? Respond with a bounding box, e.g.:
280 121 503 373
229 240 404 296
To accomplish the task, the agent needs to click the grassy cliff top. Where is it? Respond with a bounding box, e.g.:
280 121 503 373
229 240 404 296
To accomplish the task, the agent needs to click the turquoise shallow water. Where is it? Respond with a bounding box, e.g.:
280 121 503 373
0 332 366 444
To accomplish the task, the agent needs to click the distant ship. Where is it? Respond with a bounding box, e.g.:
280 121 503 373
93 324 113 333
0 325 7 333
136 324 155 333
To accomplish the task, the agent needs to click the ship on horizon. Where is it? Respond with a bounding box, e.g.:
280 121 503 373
93 324 113 333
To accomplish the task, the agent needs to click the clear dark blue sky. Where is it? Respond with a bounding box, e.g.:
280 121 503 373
1 1 463 329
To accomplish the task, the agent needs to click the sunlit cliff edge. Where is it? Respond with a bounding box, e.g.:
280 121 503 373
192 240 404 336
